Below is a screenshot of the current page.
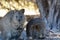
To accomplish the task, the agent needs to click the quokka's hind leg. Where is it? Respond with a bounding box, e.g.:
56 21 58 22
26 18 46 39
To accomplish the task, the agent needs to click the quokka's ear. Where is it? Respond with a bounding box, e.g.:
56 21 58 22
4 10 14 17
19 9 25 14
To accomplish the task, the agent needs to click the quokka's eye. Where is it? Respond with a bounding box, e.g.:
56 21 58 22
20 16 22 18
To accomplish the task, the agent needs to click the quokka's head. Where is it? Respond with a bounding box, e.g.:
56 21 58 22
6 9 25 29
13 9 25 23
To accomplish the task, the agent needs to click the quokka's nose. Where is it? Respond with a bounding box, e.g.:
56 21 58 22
18 19 21 22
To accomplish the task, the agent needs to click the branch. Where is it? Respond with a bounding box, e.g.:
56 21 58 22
36 0 49 19
47 0 57 25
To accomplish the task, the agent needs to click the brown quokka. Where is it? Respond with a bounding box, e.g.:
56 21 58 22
26 18 46 39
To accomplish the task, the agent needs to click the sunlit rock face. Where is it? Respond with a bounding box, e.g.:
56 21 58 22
0 9 8 17
0 0 40 17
